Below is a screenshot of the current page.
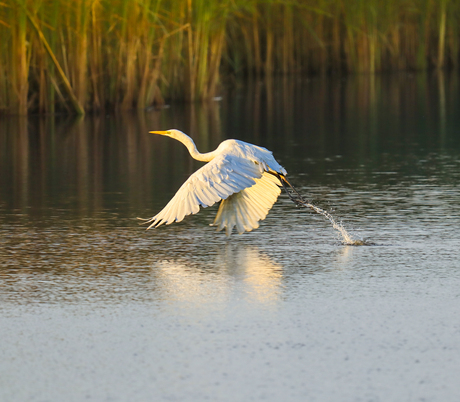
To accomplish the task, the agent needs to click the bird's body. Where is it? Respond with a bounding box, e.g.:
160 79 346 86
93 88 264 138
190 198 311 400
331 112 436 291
141 129 287 235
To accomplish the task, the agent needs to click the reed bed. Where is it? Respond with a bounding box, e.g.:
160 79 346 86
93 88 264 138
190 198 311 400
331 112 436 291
1 0 459 114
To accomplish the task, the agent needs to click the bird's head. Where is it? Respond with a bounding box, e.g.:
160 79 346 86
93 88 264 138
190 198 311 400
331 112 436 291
149 129 182 138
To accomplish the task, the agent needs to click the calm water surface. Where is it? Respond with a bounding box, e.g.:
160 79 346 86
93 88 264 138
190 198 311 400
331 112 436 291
1 73 460 401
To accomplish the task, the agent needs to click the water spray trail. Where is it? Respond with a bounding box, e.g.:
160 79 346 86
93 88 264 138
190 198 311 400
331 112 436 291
296 200 354 244
278 174 358 245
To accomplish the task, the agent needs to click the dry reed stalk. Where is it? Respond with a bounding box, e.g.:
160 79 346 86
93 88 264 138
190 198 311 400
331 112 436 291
240 23 254 74
252 9 262 75
369 27 377 73
343 22 357 72
282 4 294 73
36 35 47 113
264 5 274 75
314 13 328 74
26 8 85 114
448 25 459 69
47 2 60 113
194 19 209 100
75 0 90 108
11 1 29 114
0 6 7 111
206 28 225 97
437 0 448 69
185 0 195 101
89 0 104 111
139 35 166 108
331 15 342 72
160 0 188 99
136 0 156 109
183 0 230 100
120 36 140 110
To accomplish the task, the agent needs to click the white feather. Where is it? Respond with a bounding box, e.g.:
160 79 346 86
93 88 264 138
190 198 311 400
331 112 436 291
212 172 281 235
143 130 286 234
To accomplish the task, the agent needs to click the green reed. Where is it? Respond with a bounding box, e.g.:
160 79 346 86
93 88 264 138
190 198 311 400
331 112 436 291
1 0 460 114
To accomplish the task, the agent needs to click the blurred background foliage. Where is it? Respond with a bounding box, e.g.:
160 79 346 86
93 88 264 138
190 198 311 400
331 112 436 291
0 0 459 114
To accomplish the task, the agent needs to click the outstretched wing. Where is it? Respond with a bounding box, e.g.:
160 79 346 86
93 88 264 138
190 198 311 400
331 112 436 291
141 154 264 229
212 172 281 235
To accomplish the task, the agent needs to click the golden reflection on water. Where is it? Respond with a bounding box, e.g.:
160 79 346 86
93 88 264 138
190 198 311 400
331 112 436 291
238 248 283 303
0 219 284 306
155 244 283 305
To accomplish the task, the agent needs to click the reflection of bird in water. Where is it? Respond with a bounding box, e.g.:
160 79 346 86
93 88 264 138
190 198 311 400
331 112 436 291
155 245 283 304
140 129 288 235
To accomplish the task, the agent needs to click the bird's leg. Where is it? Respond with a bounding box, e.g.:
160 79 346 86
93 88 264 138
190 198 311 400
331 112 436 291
273 173 319 213
280 179 299 204
273 173 304 205
280 175 306 202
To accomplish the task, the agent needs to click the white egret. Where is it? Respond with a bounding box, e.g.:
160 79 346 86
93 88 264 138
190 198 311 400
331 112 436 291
140 129 288 235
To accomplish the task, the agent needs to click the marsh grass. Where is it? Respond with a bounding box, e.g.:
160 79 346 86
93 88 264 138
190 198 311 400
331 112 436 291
1 0 459 114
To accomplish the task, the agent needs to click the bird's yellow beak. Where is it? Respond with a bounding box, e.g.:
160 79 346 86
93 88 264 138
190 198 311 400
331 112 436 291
149 130 170 136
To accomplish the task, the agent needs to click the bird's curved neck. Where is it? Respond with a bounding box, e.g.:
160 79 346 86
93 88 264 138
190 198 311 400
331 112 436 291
174 131 216 162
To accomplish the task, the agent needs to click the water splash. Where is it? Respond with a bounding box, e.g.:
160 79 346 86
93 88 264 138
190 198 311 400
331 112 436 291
279 176 369 246
295 199 359 245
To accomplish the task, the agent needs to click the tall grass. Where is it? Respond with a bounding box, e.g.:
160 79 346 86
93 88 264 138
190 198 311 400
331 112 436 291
1 0 460 114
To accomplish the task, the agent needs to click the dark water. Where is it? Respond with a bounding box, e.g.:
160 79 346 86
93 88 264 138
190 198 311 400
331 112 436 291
1 73 460 401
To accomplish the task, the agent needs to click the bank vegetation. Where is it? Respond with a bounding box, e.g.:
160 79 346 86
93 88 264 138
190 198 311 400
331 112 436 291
0 0 458 114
